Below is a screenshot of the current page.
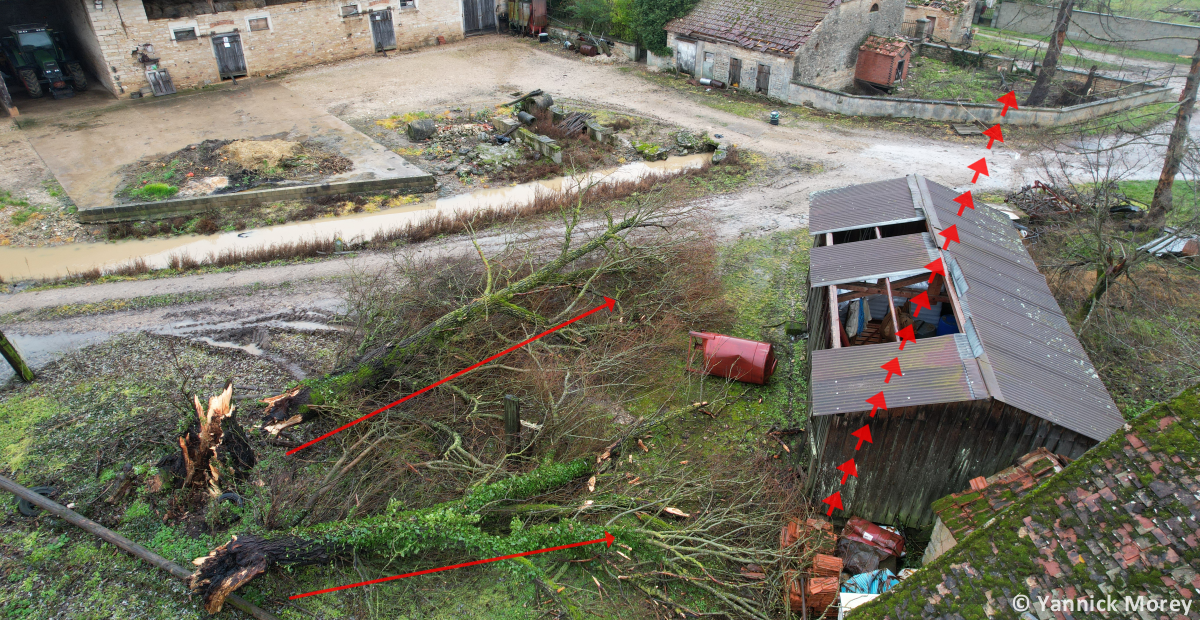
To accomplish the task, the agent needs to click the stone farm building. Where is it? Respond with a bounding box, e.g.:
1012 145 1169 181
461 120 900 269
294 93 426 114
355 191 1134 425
0 0 498 97
803 176 1124 527
663 0 906 98
903 0 975 44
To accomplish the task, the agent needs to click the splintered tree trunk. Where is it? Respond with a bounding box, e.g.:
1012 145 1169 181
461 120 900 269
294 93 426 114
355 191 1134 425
189 535 336 614
0 328 34 382
1150 40 1200 222
1025 0 1075 107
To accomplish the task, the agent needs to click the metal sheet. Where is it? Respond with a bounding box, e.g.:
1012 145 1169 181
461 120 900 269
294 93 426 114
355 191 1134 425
810 178 924 235
925 177 1124 441
811 334 986 415
809 233 938 287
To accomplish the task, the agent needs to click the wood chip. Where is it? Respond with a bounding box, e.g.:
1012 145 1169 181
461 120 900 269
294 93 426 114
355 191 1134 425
637 439 649 452
663 507 690 518
679 460 688 464
627 476 641 485
587 475 596 492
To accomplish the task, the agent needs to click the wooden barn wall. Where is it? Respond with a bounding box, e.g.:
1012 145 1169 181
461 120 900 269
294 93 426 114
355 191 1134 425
803 233 832 485
807 399 1095 527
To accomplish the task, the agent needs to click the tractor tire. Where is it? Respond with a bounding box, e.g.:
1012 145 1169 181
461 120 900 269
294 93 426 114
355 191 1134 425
67 62 87 91
18 68 42 98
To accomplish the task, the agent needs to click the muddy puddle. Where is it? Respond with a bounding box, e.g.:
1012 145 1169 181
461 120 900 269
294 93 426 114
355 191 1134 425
0 154 710 282
1 309 345 383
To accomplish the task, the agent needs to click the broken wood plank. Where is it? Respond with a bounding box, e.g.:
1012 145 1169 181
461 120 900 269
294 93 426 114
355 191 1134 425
0 328 34 382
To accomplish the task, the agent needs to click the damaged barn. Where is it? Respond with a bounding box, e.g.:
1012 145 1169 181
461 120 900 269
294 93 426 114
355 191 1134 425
803 175 1125 527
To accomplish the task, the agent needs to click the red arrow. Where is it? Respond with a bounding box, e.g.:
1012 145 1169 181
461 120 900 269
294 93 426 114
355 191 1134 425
938 225 960 250
291 532 615 599
997 91 1019 116
851 424 873 450
837 459 859 484
822 491 844 516
925 257 945 283
896 325 916 351
288 297 617 455
866 391 887 417
909 291 932 314
881 357 903 383
982 124 1004 149
953 191 975 217
967 158 989 183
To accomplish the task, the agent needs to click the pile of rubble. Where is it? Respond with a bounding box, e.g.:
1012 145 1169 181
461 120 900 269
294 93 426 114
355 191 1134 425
780 516 915 618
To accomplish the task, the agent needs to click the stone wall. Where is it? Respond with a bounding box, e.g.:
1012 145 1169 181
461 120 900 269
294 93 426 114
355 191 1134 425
57 0 116 95
77 0 466 95
667 32 794 99
994 1 1200 57
794 0 906 88
786 79 1174 125
904 3 974 44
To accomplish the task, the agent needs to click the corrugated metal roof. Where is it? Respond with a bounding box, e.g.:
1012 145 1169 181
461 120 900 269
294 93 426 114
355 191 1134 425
809 233 939 287
811 334 986 415
807 175 1123 442
928 177 1122 441
809 178 924 234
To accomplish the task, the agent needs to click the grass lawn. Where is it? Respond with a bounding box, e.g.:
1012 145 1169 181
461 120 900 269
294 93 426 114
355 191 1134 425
976 25 1192 69
1119 178 1199 224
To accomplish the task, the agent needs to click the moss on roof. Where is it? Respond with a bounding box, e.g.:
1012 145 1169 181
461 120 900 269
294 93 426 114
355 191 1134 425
852 384 1200 619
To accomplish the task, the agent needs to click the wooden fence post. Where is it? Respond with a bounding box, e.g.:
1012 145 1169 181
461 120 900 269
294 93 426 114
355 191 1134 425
0 329 34 382
504 394 521 451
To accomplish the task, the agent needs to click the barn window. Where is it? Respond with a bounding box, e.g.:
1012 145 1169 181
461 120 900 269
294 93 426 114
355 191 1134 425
172 27 198 41
870 3 880 11
340 4 360 17
398 0 416 7
248 17 270 31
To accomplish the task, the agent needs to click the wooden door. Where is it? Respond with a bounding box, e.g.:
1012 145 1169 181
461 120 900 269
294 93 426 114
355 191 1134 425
369 8 396 51
676 40 695 75
213 33 247 79
729 58 741 88
463 0 495 33
756 63 770 93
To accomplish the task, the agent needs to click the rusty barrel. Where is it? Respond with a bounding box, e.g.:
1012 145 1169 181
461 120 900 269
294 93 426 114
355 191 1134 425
687 331 777 385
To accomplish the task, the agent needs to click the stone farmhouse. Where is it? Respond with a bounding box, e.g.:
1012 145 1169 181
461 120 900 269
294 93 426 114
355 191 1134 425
903 0 976 44
663 0 905 99
0 0 497 97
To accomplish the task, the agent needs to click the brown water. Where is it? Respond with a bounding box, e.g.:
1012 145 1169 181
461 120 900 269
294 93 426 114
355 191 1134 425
0 154 710 282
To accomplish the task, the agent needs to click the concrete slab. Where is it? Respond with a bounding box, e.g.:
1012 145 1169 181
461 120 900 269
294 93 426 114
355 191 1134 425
18 79 431 211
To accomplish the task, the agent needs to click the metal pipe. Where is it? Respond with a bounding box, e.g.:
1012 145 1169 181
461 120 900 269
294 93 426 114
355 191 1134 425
0 475 280 620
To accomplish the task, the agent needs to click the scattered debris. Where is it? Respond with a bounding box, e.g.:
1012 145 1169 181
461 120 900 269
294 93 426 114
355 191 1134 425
1139 226 1200 257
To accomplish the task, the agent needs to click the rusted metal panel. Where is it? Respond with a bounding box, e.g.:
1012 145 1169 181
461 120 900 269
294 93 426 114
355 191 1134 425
809 178 923 235
811 334 986 416
809 232 939 287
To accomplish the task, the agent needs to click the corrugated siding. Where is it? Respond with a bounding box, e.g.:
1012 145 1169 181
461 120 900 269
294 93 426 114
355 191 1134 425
923 178 1124 441
809 233 939 287
808 401 1096 526
809 178 924 235
811 334 986 415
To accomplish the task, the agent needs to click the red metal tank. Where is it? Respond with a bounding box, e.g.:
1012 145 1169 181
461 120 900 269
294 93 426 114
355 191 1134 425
687 331 777 385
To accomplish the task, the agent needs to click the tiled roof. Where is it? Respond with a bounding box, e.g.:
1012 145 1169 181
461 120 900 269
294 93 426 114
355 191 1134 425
859 35 911 57
664 0 839 56
854 385 1200 619
930 448 1065 540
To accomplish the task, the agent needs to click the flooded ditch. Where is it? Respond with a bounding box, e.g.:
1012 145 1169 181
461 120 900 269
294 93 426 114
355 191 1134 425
0 154 711 282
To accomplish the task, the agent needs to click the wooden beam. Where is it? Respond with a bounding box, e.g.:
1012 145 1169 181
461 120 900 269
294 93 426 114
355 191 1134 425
826 233 841 349
828 285 841 349
884 277 900 343
0 329 34 382
838 288 950 303
942 268 969 337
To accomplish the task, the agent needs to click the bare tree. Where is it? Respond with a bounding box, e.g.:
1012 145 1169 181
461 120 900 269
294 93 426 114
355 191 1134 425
1150 40 1200 222
1025 0 1076 107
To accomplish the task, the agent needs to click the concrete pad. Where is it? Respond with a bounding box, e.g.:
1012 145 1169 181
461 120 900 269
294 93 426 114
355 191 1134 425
18 79 430 211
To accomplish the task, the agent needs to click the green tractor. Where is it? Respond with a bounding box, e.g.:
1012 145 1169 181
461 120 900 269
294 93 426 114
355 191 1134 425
0 24 87 99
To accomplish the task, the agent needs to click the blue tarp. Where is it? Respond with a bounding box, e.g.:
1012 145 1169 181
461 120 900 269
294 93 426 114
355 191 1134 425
841 569 899 594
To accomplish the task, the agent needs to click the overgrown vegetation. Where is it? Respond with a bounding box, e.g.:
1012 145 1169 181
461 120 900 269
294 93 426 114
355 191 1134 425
552 0 699 54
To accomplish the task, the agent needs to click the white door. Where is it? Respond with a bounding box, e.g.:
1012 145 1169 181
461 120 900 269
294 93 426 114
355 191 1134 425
676 41 696 75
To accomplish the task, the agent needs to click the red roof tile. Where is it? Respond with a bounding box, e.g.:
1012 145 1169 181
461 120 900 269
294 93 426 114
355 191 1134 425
664 0 838 56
